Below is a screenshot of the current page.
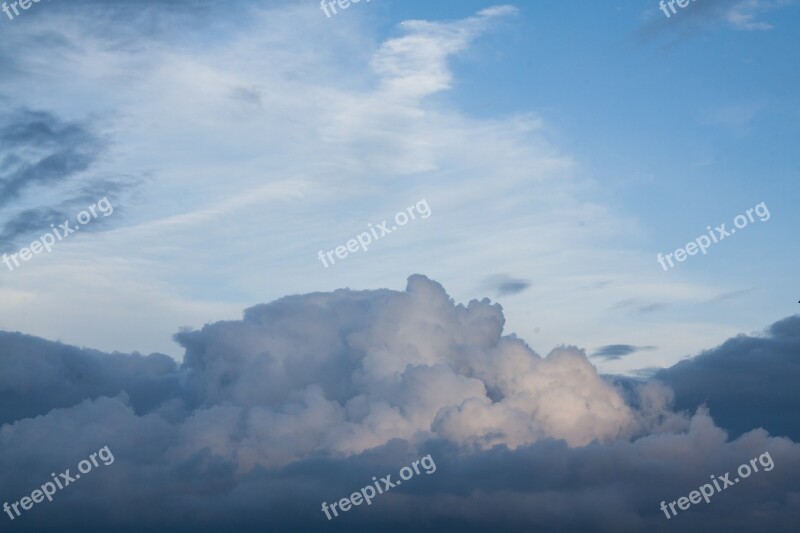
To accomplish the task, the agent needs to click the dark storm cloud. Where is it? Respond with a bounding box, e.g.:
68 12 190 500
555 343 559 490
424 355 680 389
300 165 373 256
656 315 800 442
3 415 799 532
0 278 798 531
592 344 656 360
0 331 179 426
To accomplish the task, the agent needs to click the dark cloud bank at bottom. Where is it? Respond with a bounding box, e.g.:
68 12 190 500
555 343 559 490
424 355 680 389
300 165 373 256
0 276 798 532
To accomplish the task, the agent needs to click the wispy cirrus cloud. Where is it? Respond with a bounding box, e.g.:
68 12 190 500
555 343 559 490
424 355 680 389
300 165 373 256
725 0 795 30
636 0 796 41
0 109 102 208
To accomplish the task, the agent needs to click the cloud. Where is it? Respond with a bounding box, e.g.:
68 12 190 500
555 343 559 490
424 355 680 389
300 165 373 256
0 276 798 530
724 0 795 30
705 101 765 134
612 299 668 314
636 0 796 42
0 2 797 528
0 109 103 209
0 331 178 426
173 275 640 460
0 206 65 252
0 108 136 249
706 288 757 303
0 0 734 371
591 344 657 361
482 274 531 296
655 315 800 442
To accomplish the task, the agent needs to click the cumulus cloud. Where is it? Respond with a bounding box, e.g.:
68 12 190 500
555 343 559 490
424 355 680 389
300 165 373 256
0 276 798 530
174 275 642 462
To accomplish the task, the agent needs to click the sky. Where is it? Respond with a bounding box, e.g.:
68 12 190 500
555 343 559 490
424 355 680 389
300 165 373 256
0 0 798 376
0 0 798 531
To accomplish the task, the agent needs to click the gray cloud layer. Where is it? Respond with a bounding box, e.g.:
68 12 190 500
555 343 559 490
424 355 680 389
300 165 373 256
656 315 800 442
0 276 797 531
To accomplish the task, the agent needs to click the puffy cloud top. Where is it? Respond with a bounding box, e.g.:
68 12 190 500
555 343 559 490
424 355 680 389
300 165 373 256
174 275 639 468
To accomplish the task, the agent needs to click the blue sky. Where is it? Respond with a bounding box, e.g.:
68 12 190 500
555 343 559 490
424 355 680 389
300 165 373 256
0 0 798 375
